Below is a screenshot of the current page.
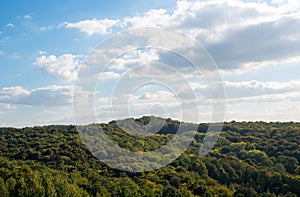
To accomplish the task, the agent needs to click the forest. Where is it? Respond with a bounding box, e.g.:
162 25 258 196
0 117 299 196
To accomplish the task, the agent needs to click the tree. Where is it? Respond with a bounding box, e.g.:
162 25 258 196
277 156 298 173
5 177 17 196
190 160 208 179
0 177 9 197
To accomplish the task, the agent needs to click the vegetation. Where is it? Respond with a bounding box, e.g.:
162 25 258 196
0 117 299 196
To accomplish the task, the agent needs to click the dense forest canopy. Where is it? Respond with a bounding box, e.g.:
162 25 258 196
0 117 299 196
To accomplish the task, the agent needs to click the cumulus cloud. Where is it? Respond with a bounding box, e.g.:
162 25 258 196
0 85 74 107
123 9 172 27
55 0 300 123
98 71 120 80
60 0 300 74
61 18 120 35
110 49 160 70
34 54 81 82
205 17 300 71
133 0 300 72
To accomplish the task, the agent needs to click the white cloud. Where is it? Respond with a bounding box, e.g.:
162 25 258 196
0 85 74 107
51 0 300 123
221 55 300 75
62 0 300 74
191 80 300 100
227 80 298 103
123 9 172 28
94 90 182 122
187 79 300 114
38 50 47 55
134 90 178 103
34 53 81 82
6 23 14 28
227 91 300 104
61 18 120 35
98 71 120 80
225 100 300 122
39 25 54 31
0 51 4 56
0 86 29 98
224 80 300 91
110 49 160 70
24 15 32 20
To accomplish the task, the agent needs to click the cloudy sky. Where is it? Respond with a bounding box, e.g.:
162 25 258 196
1 0 300 127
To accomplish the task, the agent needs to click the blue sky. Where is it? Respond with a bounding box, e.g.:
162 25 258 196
1 0 300 127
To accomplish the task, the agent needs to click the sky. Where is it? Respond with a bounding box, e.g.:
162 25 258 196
0 0 300 127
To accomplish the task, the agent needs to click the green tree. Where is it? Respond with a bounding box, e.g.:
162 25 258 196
0 177 9 197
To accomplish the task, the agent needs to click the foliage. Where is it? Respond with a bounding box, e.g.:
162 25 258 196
0 118 299 196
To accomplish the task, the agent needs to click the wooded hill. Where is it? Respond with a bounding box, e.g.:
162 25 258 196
0 117 299 196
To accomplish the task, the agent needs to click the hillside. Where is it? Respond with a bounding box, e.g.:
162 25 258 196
0 118 299 196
